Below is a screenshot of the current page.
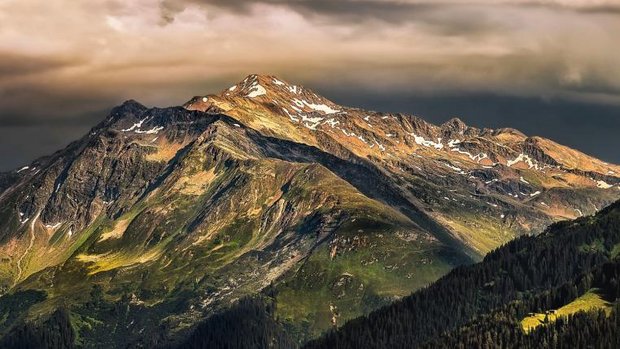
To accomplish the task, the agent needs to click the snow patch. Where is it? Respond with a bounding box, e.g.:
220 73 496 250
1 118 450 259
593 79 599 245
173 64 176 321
341 129 354 137
443 162 466 175
122 116 150 132
293 98 340 114
411 133 443 150
299 114 324 130
18 211 29 224
447 139 461 148
135 126 164 134
507 153 541 170
324 119 340 128
596 180 613 189
281 108 298 122
17 166 29 173
375 141 386 152
246 83 267 98
451 148 487 162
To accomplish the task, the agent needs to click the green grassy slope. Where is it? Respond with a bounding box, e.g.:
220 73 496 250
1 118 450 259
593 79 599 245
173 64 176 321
305 200 620 349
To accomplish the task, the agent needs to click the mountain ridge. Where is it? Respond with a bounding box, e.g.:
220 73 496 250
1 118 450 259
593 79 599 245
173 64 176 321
0 74 619 346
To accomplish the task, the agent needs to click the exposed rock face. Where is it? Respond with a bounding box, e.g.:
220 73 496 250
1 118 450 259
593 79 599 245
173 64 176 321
0 74 619 346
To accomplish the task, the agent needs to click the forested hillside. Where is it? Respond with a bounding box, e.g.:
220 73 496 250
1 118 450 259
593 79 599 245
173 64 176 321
305 200 620 349
420 261 620 348
177 296 295 349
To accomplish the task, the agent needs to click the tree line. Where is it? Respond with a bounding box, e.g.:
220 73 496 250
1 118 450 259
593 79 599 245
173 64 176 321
304 201 620 349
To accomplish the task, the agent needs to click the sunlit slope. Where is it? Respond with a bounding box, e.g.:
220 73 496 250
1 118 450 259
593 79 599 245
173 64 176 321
0 106 460 346
0 74 618 346
187 74 620 256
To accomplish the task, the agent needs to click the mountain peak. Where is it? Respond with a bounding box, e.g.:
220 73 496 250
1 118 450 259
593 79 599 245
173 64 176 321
185 74 309 108
441 117 468 133
114 99 147 111
107 99 148 124
182 75 619 185
224 73 302 98
242 73 282 83
185 74 343 127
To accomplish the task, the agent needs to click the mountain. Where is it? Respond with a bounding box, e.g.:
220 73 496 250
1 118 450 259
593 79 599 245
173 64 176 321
0 74 619 347
187 74 620 254
305 199 620 349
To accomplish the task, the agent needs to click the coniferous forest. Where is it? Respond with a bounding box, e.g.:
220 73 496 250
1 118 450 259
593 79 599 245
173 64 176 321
305 200 620 349
178 296 296 349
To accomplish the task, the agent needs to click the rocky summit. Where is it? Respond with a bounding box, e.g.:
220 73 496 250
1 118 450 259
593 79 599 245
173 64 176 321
1 74 619 347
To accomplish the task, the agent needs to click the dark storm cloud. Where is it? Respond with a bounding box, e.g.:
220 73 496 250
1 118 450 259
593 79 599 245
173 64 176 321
159 0 620 23
159 0 512 37
0 52 78 78
0 125 94 171
285 1 511 38
576 5 620 14
0 83 120 127
518 1 620 14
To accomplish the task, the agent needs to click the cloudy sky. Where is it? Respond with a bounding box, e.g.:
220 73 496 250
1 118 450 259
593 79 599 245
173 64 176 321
0 0 619 170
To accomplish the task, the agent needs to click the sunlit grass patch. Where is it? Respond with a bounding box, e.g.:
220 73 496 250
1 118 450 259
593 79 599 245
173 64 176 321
521 289 613 332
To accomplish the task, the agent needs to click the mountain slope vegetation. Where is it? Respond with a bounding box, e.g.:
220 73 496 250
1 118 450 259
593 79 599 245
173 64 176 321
0 75 619 347
305 200 620 348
